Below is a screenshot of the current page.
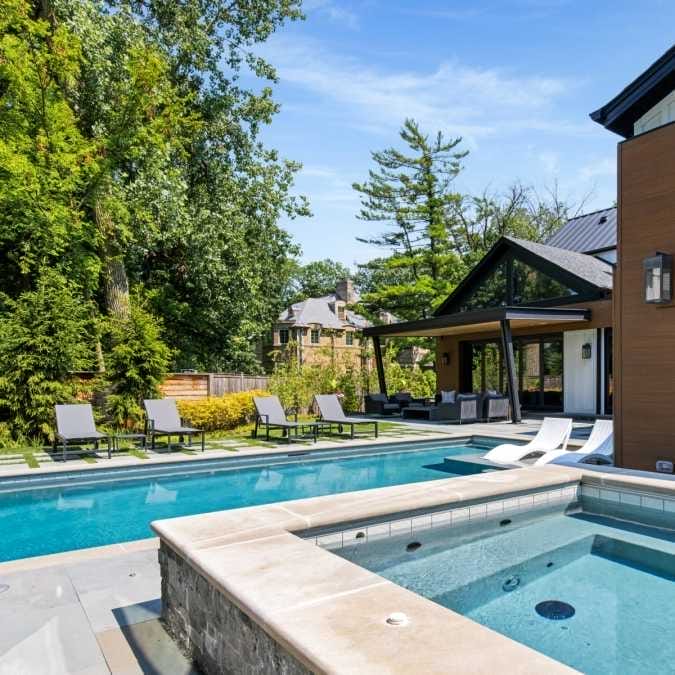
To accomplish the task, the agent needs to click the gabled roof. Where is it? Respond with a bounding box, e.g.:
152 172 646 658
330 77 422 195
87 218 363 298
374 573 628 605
278 294 370 330
590 45 675 138
434 236 613 317
507 237 613 289
545 207 616 254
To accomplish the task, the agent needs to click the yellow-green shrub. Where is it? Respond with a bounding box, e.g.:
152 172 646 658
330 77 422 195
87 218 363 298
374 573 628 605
177 390 267 431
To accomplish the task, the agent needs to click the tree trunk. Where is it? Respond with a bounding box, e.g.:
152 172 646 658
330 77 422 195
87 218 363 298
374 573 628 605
95 197 130 321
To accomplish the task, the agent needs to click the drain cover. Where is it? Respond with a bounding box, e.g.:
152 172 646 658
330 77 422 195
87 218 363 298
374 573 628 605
502 575 520 592
535 600 575 620
406 541 422 552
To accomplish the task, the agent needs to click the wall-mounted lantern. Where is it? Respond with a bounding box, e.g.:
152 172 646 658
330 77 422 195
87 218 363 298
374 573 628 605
581 343 592 360
441 352 450 366
643 252 672 304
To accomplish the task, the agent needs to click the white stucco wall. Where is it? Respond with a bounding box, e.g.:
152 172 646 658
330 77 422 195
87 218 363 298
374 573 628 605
634 90 675 135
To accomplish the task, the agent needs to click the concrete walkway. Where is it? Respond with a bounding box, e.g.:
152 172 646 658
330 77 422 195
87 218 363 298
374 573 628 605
0 544 196 675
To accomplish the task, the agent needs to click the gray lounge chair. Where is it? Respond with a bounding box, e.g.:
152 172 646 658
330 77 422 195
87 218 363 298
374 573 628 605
253 396 318 443
55 403 111 460
314 394 378 438
144 399 205 453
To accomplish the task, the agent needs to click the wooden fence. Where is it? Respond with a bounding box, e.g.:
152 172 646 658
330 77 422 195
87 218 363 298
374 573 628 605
159 372 270 401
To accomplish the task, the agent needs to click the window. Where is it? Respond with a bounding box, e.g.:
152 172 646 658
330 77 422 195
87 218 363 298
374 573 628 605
310 329 320 344
279 328 289 345
345 332 354 346
453 255 578 313
511 259 577 305
337 305 346 320
458 260 509 312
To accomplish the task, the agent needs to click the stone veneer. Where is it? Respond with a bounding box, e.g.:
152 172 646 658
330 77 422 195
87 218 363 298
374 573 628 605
159 542 311 675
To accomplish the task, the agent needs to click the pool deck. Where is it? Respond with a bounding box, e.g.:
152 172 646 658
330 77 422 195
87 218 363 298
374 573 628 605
0 417 592 480
0 420 629 674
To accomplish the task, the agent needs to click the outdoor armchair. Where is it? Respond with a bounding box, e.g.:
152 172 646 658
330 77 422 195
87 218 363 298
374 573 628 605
253 396 318 443
364 393 401 416
55 403 111 460
314 394 378 438
479 391 510 422
144 399 205 453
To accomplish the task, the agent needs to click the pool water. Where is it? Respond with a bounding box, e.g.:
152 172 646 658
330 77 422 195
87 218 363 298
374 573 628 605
339 505 675 674
0 441 495 562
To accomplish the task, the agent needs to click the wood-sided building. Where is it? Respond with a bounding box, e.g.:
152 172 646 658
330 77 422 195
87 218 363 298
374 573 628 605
365 45 675 472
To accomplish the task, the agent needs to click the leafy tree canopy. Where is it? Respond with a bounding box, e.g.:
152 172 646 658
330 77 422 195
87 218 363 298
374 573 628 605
285 258 351 304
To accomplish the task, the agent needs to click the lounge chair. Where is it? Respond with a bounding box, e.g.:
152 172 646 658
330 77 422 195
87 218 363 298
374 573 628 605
55 403 111 460
364 393 400 416
535 419 613 466
253 396 318 443
483 417 573 465
314 394 378 438
144 399 205 452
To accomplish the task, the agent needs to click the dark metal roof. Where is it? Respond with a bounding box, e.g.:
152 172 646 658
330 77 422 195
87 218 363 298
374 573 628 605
590 45 675 138
362 307 590 338
545 207 616 255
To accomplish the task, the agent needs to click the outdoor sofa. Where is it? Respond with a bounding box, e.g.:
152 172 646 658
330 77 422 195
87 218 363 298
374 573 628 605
402 393 479 423
364 393 401 416
388 392 427 409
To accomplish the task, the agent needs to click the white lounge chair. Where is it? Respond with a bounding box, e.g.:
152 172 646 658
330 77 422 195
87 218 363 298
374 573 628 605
483 417 573 465
534 419 613 466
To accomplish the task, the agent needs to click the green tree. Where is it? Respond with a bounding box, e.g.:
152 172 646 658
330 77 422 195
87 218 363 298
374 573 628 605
286 259 351 303
0 271 93 441
353 118 469 320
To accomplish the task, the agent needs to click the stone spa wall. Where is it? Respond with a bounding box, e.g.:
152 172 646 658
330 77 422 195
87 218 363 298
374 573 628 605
158 542 311 675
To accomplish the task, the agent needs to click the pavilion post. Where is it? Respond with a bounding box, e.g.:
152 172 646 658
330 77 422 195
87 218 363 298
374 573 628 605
372 336 387 396
500 319 522 424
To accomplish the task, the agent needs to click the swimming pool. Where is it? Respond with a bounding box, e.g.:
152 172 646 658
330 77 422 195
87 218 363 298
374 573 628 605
0 439 499 562
338 492 675 674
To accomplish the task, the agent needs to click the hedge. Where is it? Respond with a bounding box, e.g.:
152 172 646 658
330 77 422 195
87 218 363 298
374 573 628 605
177 390 267 432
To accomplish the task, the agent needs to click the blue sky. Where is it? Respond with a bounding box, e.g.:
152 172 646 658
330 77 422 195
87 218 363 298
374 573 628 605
256 0 674 268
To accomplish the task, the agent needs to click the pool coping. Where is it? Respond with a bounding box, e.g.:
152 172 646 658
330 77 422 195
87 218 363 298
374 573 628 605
150 465 675 674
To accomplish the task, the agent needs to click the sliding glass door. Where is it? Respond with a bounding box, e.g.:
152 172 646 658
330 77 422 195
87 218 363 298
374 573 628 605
461 334 564 411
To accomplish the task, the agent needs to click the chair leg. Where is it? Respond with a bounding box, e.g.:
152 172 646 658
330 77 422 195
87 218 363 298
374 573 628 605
375 422 378 438
351 424 355 439
201 431 205 453
62 440 67 461
254 418 259 438
107 438 112 459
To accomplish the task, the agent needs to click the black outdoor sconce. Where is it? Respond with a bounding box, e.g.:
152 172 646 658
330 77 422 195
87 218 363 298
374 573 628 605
581 343 592 360
441 352 450 366
643 252 672 304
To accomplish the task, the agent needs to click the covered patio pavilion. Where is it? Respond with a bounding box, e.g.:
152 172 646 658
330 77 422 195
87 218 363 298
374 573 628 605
363 306 592 424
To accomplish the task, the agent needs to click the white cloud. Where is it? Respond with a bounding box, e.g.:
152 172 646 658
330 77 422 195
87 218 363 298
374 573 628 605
579 157 616 181
261 36 583 144
302 0 359 29
538 151 560 175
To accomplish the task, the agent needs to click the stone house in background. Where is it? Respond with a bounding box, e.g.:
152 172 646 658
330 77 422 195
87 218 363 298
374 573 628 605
264 279 372 369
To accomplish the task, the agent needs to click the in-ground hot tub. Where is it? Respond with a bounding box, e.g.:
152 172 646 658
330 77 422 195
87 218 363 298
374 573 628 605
336 483 675 675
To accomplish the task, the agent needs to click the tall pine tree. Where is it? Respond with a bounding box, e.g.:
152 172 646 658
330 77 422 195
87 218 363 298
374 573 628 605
353 119 468 320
